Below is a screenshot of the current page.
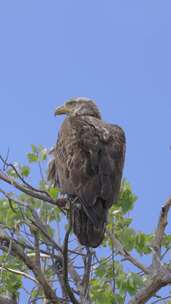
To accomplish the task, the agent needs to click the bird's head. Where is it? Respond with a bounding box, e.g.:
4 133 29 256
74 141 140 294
54 97 101 119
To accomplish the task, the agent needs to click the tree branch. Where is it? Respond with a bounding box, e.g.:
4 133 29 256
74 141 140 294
63 216 80 304
107 230 150 274
32 229 41 270
81 248 92 303
0 232 59 304
0 170 66 209
128 271 171 304
0 265 38 283
129 197 171 304
0 297 17 304
152 198 171 269
0 154 49 197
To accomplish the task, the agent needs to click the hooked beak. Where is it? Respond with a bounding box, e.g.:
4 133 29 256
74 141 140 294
54 105 71 116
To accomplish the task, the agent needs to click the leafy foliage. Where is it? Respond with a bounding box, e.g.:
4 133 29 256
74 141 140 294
0 144 170 303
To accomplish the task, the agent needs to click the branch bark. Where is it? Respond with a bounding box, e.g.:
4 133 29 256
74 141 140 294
0 170 65 208
0 265 38 283
129 197 171 304
63 217 80 304
129 271 171 304
81 248 92 304
0 232 59 304
152 198 171 269
0 297 17 304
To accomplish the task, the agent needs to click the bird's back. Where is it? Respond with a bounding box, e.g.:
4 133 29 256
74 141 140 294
49 115 125 247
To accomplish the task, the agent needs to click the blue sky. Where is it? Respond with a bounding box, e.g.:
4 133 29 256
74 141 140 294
0 0 171 285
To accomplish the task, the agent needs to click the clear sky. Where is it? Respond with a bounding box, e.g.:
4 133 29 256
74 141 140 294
0 0 171 255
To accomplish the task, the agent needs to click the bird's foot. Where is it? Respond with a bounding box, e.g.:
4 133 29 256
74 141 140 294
67 195 82 210
58 192 68 199
54 193 69 208
56 193 81 210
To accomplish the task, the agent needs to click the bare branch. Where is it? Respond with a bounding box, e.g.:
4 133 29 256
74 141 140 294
129 197 171 304
128 271 171 304
30 210 63 254
0 170 65 209
68 260 82 289
152 198 171 269
81 248 92 303
63 215 80 304
151 295 171 304
0 265 38 283
31 210 82 296
52 252 70 302
0 297 17 304
32 229 41 270
0 154 49 197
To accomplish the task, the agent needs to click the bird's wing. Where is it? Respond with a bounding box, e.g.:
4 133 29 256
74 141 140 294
47 147 60 187
104 123 126 207
77 117 126 208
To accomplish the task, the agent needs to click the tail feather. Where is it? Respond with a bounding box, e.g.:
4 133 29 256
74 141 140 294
72 198 108 248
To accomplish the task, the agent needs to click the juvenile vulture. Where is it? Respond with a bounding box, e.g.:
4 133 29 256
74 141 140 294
48 97 126 247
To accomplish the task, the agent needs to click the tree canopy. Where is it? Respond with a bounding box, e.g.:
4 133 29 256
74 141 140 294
0 144 171 304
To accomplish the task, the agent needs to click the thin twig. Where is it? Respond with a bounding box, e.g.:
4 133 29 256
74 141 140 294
0 154 50 197
0 265 38 283
107 230 150 274
81 247 92 303
0 233 59 304
30 210 63 254
33 229 41 270
111 221 115 293
151 295 171 304
0 170 65 209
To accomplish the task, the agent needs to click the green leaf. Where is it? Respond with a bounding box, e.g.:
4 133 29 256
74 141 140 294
31 144 37 153
0 262 23 297
40 148 48 160
119 227 136 251
162 234 171 249
116 180 137 214
126 272 144 295
20 165 30 176
27 152 38 162
90 279 116 304
7 168 18 178
135 232 153 255
48 187 58 199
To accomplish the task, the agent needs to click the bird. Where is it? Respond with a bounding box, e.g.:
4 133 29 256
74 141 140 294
48 97 126 247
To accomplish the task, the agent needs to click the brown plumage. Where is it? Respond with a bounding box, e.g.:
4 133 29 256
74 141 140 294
48 97 126 247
